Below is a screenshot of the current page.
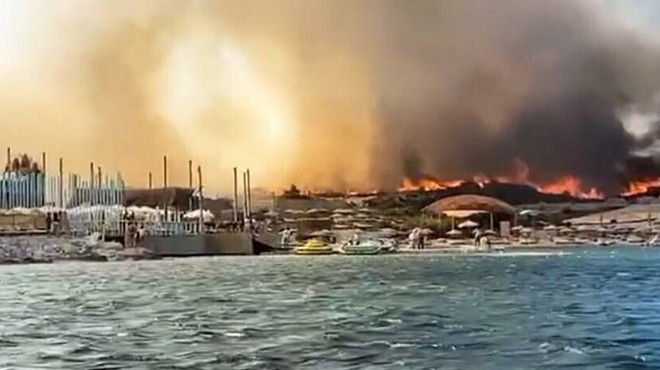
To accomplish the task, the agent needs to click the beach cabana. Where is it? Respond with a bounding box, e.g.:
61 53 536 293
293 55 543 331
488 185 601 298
424 194 516 231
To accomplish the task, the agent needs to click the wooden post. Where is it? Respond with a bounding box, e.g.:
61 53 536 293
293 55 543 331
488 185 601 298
5 147 10 171
197 165 204 233
148 172 153 189
233 167 238 222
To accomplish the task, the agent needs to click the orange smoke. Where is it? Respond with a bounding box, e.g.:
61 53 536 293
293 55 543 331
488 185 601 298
398 159 603 199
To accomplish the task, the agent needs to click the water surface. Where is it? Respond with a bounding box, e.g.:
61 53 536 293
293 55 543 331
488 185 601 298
1 248 659 369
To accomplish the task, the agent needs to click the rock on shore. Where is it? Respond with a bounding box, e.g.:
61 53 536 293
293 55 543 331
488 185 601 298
0 233 157 264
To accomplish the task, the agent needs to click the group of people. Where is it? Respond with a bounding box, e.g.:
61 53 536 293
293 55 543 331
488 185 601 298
408 228 427 249
280 227 296 246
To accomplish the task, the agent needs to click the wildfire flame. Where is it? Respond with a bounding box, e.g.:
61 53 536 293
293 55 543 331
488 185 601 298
398 159 604 199
622 179 660 197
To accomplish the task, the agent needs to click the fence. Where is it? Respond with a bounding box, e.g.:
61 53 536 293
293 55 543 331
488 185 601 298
0 172 124 209
65 205 203 237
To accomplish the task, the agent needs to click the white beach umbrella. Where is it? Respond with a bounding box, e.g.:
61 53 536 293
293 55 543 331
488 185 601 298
457 220 479 229
446 229 462 237
543 225 559 231
519 209 540 216
183 209 214 222
333 208 355 215
420 228 434 235
264 210 279 217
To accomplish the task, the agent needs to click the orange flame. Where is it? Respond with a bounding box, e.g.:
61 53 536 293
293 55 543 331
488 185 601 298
397 159 603 199
622 179 660 196
398 177 464 192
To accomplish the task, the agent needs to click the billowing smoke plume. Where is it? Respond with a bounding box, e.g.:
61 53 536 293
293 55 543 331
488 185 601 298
1 0 660 194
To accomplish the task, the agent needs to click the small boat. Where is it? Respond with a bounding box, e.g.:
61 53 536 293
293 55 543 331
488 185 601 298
594 238 616 246
644 234 660 247
378 239 399 254
338 239 383 255
294 239 334 255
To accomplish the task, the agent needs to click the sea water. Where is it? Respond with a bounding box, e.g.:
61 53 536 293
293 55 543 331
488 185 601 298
0 248 658 369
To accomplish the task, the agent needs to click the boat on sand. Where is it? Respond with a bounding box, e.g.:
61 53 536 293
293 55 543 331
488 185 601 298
338 240 383 255
294 239 334 255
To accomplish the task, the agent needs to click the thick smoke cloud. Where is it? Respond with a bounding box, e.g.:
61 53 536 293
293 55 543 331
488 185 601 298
1 0 660 194
363 0 660 194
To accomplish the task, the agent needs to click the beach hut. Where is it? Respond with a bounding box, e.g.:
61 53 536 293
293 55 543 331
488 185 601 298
424 194 516 232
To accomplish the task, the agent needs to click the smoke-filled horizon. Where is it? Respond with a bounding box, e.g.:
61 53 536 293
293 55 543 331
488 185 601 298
1 0 660 195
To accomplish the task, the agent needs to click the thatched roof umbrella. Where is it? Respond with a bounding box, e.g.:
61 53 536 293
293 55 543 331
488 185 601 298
424 195 516 231
424 195 516 216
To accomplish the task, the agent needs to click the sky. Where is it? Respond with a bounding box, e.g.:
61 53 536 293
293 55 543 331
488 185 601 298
0 0 658 195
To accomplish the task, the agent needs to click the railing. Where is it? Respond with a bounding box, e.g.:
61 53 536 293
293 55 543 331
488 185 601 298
0 172 124 209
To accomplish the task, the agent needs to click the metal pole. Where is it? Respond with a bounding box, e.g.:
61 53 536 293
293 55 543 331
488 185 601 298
246 169 252 218
242 171 248 221
163 155 168 220
89 162 94 206
163 155 168 188
58 158 63 208
197 165 204 233
188 160 193 211
233 167 238 222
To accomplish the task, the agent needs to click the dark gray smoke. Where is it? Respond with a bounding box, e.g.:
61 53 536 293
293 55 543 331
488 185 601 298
361 0 660 194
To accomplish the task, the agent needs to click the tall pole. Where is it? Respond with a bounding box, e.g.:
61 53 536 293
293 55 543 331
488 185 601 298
58 158 63 208
89 162 94 205
197 165 204 233
5 147 10 171
188 160 193 211
97 167 102 189
232 167 238 222
163 155 168 220
41 152 46 207
246 169 252 218
148 172 153 189
163 155 168 188
242 171 248 221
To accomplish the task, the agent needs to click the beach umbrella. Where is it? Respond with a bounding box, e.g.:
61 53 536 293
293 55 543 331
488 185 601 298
378 228 399 237
446 229 462 237
520 227 534 234
543 225 559 231
559 227 574 234
482 229 498 236
264 210 279 217
310 229 333 237
420 228 434 235
511 225 524 232
457 220 479 229
519 209 540 216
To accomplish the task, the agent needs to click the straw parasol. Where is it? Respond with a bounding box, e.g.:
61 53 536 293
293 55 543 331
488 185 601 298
424 195 516 216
